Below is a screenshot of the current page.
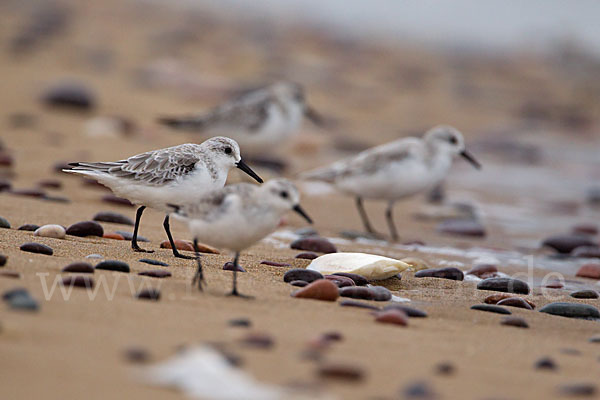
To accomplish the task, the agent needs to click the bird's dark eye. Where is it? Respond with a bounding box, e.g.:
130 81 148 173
280 191 288 199
449 136 458 145
224 147 232 155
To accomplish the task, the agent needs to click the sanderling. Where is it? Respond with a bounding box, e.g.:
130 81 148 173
301 125 481 241
169 179 312 297
157 81 322 155
63 137 263 258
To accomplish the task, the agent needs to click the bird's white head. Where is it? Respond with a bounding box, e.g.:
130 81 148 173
259 179 313 223
424 125 481 169
202 137 263 183
270 81 305 106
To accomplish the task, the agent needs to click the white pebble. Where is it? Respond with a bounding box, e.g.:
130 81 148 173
307 252 410 280
34 224 66 239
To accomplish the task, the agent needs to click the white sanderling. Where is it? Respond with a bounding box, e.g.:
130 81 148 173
63 137 263 259
169 179 312 297
301 125 481 241
157 81 323 155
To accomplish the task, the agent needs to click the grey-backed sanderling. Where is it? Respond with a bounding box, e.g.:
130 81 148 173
301 125 481 241
158 81 322 155
169 179 312 297
63 137 263 258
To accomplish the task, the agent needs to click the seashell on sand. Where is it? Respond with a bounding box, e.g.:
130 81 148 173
307 253 410 280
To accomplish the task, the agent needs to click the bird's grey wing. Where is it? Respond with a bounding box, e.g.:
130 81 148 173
173 183 256 222
207 94 271 132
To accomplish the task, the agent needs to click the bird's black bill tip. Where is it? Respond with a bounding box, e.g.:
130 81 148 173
293 204 313 224
460 150 482 170
236 159 264 183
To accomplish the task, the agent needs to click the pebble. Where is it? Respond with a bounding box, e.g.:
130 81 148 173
375 309 409 326
369 286 392 301
384 304 428 318
123 347 151 364
470 304 512 314
415 267 464 281
18 224 40 231
223 262 245 272
542 234 595 254
0 179 10 192
0 216 10 229
325 275 355 287
571 246 600 258
436 218 486 237
101 194 134 207
587 186 600 206
477 277 530 294
61 276 94 289
292 279 339 301
434 362 455 375
103 232 125 240
572 224 598 236
544 281 564 289
588 335 600 343
501 316 529 328
136 288 160 300
496 297 534 310
85 254 103 259
9 188 47 198
34 224 66 239
41 80 96 111
36 179 62 189
284 268 324 283
3 288 39 312
317 363 365 381
0 153 14 167
558 383 596 397
139 259 168 267
62 262 94 273
570 290 599 299
0 271 21 279
290 280 308 287
535 357 557 371
228 318 251 328
295 252 318 260
160 239 194 252
240 332 274 349
290 236 337 253
115 231 149 242
539 302 600 319
138 270 172 278
20 242 53 256
260 260 291 267
339 300 380 311
332 272 369 286
66 221 104 237
466 263 498 278
575 264 600 279
95 260 130 273
93 211 134 226
338 286 375 300
402 381 436 399
483 293 536 308
0 254 6 267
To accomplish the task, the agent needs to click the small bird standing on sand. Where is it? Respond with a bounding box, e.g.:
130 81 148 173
64 137 263 259
301 125 481 241
158 81 323 155
169 179 313 297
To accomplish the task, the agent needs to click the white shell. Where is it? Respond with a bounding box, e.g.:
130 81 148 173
306 252 410 280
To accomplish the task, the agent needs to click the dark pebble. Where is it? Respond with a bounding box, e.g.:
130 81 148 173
571 246 600 258
3 288 39 312
61 275 94 289
317 363 365 381
332 272 369 286
240 332 274 349
260 260 291 267
470 304 512 314
559 383 596 397
283 268 323 283
18 224 40 231
138 270 171 278
576 263 600 279
369 286 392 301
542 234 595 254
123 347 151 363
136 288 160 300
290 280 308 287
0 254 6 267
93 211 134 226
500 316 529 328
539 302 600 319
43 195 70 203
570 290 599 299
20 242 53 256
139 258 168 267
496 297 534 310
477 277 530 294
338 286 375 300
3 287 29 300
0 271 21 279
384 304 428 317
95 260 130 273
101 194 134 207
116 231 149 242
402 381 437 399
415 267 464 281
0 179 11 192
290 236 337 253
10 188 46 198
295 252 318 260
325 275 355 287
434 362 455 375
0 153 14 167
0 216 11 229
223 262 245 272
37 179 62 189
62 262 94 273
41 80 96 111
588 335 600 343
339 300 380 311
437 218 486 237
466 263 498 277
535 357 557 371
66 221 104 237
228 318 252 328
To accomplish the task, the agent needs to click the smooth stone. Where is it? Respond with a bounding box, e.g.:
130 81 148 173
95 260 130 273
101 194 134 207
570 290 599 299
571 246 600 258
41 80 96 111
339 300 381 311
36 179 62 189
559 383 597 397
402 381 436 399
535 357 557 370
43 195 70 203
61 276 94 289
576 264 600 279
295 252 319 260
66 221 104 237
0 216 10 229
544 281 564 289
0 179 10 192
240 332 274 349
290 280 308 287
470 304 512 314
436 218 486 237
20 242 53 256
483 293 536 308
415 267 464 281
338 286 375 300
375 309 409 326
139 258 168 267
332 272 369 286
85 254 103 259
317 363 365 381
542 234 595 254
223 262 245 272
115 231 149 242
434 362 455 375
10 188 46 198
588 335 600 343
260 260 291 267
160 239 194 252
466 263 498 277
369 286 392 301
3 287 29 301
572 224 598 236
283 269 324 283
136 288 160 300
384 304 428 318
0 254 6 267
501 316 529 328
6 291 39 312
93 211 134 226
324 275 355 287
123 347 151 364
477 277 530 294
0 271 21 279
138 270 172 278
17 224 40 231
539 302 600 319
496 297 534 310
228 318 251 328
62 262 94 273
290 236 337 253
34 224 66 239
292 279 339 301
103 232 125 240
0 153 13 167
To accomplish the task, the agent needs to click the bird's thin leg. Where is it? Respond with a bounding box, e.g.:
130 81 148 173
163 214 195 259
355 197 376 234
191 238 204 291
227 252 252 299
132 206 153 253
385 201 399 242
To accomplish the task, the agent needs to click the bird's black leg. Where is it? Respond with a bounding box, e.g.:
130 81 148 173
227 252 252 299
132 206 153 253
355 197 376 235
163 214 195 259
385 201 399 242
191 238 204 291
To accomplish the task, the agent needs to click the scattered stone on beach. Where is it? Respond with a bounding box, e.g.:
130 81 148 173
0 216 10 229
483 293 536 308
415 267 464 281
93 211 134 226
101 194 134 207
291 236 337 253
535 357 557 371
292 279 339 301
66 221 104 237
544 280 564 289
542 234 595 254
123 347 151 363
0 271 21 279
3 288 39 312
136 288 160 301
0 153 14 168
240 332 274 349
338 286 374 300
36 179 62 189
466 263 498 278
575 264 600 279
369 286 392 301
434 362 455 376
571 246 600 259
115 231 149 242
61 275 94 289
332 272 369 286
223 262 245 272
294 227 319 237
0 180 11 192
572 224 598 236
9 188 46 198
95 260 130 273
402 381 436 399
436 218 486 237
470 304 512 314
384 304 428 318
375 309 409 326
260 260 291 267
290 280 308 287
284 268 324 283
139 259 168 267
317 363 365 381
295 252 318 260
496 297 534 310
570 290 599 299
34 224 66 239
139 270 171 278
18 224 40 231
62 262 94 273
20 242 53 256
558 383 597 397
103 232 125 240
477 277 530 294
0 254 7 267
41 80 96 111
85 254 103 259
501 316 529 328
339 300 380 311
539 302 600 319
228 318 252 328
325 275 355 287
400 257 431 271
307 252 410 280
588 335 600 343
160 239 194 252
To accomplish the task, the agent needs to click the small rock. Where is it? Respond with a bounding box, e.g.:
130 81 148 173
66 221 104 237
542 234 595 254
317 363 365 381
560 348 582 356
0 271 21 279
369 286 392 301
587 187 600 206
123 347 151 363
228 318 251 328
20 242 53 256
101 194 134 207
36 179 62 189
0 179 11 192
62 262 94 273
437 218 486 237
292 279 339 301
85 254 103 259
41 80 96 111
559 383 596 397
295 252 319 260
260 260 291 267
0 254 6 267
290 280 308 287
535 357 557 371
483 293 536 308
160 239 194 252
103 232 125 240
0 153 14 167
332 272 369 286
18 224 40 231
415 267 464 281
10 188 46 198
138 270 171 278
3 288 39 312
470 304 512 314
240 332 274 349
434 362 455 375
136 288 160 300
572 224 598 236
294 227 319 237
223 262 245 272
402 381 436 399
466 263 498 278
115 231 149 242
34 224 66 239
338 286 375 300
539 302 600 319
588 335 600 343
290 236 337 253
284 268 324 283
139 259 168 267
339 300 380 311
570 290 599 299
93 211 134 226
0 216 10 229
325 275 355 287
61 276 94 289
501 316 529 328
375 309 409 326
571 246 600 258
477 277 530 294
95 260 130 273
496 297 534 310
384 304 428 317
544 281 564 289
576 263 600 279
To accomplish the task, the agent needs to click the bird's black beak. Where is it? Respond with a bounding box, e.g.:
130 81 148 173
236 159 263 183
304 106 325 126
460 150 481 170
293 204 313 224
